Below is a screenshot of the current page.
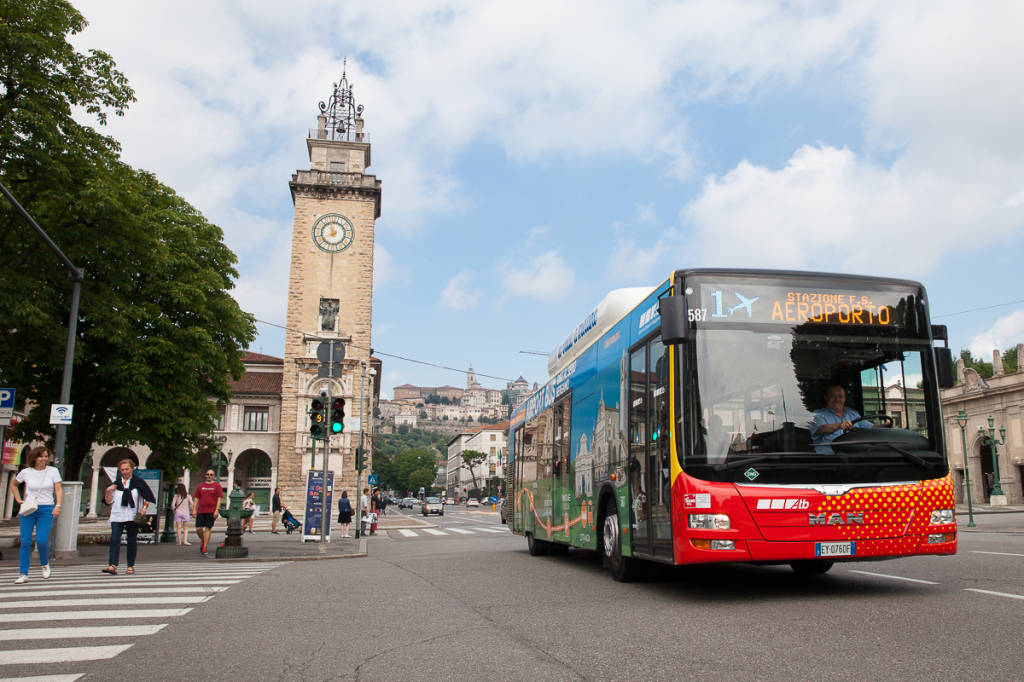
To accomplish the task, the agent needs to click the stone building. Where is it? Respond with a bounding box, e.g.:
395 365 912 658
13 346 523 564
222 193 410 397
446 422 508 499
941 345 1024 505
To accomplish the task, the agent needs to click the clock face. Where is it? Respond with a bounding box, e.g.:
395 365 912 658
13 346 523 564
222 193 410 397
311 213 354 253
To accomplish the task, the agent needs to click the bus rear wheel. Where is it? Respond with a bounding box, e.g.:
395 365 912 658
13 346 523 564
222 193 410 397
790 560 834 575
526 533 549 556
602 499 636 582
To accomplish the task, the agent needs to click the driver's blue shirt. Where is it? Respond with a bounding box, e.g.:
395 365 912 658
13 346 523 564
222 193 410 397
810 407 872 453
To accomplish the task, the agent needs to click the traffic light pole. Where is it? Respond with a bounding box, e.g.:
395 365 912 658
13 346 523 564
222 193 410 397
354 360 366 539
320 339 337 544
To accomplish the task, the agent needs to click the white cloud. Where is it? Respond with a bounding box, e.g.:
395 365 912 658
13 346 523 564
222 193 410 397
438 271 482 310
968 310 1024 357
373 245 409 287
501 250 575 302
683 144 1024 277
607 237 666 284
525 225 550 248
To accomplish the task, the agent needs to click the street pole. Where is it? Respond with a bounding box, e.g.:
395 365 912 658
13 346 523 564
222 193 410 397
320 339 335 544
354 360 366 539
955 410 975 527
980 415 1006 499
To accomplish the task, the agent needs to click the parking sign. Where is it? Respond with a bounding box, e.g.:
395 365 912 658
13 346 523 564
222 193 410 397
0 388 13 419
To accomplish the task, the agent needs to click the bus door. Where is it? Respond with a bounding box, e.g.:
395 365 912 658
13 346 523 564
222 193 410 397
552 398 571 542
628 336 673 557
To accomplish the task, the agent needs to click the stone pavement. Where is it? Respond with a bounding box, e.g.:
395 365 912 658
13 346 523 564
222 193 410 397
0 510 435 566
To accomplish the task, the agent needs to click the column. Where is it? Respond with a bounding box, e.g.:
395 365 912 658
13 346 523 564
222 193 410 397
87 463 100 517
270 466 278 494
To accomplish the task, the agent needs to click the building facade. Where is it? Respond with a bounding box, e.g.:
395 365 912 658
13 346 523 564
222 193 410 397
446 422 508 499
941 348 1024 506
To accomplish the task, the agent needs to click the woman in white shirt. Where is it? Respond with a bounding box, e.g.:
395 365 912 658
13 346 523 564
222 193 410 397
102 458 155 575
9 446 63 584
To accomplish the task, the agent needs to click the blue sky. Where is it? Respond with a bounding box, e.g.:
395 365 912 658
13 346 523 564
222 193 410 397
72 1 1024 398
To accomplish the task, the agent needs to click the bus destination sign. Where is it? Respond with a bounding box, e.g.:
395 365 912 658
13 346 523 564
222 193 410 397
695 283 912 328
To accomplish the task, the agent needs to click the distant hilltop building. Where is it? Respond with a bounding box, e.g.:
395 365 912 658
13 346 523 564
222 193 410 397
379 368 536 430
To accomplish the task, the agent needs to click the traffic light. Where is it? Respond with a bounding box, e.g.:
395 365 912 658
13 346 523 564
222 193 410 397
355 447 365 471
330 397 346 434
309 394 326 440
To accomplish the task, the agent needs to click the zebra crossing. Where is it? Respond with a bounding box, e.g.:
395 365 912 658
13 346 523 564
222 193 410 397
0 561 283 680
393 525 510 539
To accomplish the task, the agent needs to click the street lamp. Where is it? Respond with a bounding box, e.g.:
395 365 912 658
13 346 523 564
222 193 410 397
954 410 976 527
978 415 1006 499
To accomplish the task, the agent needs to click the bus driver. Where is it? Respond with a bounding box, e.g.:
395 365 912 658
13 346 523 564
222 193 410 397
810 384 876 453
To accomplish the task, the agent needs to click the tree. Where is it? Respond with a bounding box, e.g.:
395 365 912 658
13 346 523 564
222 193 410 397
461 450 486 491
0 1 255 478
959 349 993 381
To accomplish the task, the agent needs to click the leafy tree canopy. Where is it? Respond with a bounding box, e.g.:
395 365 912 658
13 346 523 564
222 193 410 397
0 1 255 479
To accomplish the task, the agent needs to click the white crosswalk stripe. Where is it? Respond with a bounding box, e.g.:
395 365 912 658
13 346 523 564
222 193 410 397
0 561 283 677
389 525 511 539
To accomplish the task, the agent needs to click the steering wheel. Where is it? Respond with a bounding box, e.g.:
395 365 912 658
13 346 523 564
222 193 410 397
851 413 894 428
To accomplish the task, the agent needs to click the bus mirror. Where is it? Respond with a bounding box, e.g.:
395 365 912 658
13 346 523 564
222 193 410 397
935 346 954 388
658 295 688 344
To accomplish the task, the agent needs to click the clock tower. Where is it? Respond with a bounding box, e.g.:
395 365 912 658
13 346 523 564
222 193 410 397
278 67 381 510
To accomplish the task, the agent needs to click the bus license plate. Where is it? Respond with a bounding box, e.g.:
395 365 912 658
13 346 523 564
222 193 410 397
816 541 855 557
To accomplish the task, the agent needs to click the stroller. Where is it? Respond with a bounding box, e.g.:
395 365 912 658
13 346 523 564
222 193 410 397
281 508 301 534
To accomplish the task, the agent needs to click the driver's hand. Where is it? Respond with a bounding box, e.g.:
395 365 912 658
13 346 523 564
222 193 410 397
839 420 853 431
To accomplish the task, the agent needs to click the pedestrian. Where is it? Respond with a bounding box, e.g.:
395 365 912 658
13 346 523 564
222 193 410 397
271 487 283 534
193 469 223 556
102 458 155 575
379 494 388 517
171 483 193 546
360 487 370 535
370 489 381 535
9 446 62 584
242 490 255 533
337 490 353 537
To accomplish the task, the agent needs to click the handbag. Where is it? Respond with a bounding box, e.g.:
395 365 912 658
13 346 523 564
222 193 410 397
18 493 38 516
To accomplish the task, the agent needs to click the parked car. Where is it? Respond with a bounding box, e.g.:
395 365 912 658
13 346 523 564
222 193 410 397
421 496 443 516
466 498 480 507
399 497 416 509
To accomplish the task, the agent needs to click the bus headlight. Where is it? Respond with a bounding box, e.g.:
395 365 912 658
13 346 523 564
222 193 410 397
930 509 954 524
688 514 731 530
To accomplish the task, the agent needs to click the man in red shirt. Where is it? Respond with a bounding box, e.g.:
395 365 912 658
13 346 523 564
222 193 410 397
193 469 223 556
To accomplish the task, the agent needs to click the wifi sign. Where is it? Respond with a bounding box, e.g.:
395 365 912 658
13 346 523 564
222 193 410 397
49 403 74 425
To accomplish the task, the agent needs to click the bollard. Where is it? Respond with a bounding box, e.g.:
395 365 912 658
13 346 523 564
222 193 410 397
216 488 252 559
52 481 83 560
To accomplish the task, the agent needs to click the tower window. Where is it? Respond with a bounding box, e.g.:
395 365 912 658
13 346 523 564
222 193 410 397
330 161 346 171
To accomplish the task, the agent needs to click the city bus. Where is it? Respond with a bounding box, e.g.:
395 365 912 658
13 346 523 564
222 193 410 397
507 269 958 580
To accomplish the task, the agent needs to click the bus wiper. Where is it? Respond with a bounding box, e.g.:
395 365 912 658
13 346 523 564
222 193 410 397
713 454 804 472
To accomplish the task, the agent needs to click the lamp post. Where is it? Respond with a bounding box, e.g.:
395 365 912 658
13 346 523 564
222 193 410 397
954 410 976 527
213 450 230 508
978 415 1006 499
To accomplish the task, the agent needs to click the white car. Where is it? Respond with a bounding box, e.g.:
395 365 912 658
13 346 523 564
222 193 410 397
444 497 456 505
466 498 480 507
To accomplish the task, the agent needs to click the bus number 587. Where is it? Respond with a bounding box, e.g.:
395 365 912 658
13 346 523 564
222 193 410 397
688 308 708 322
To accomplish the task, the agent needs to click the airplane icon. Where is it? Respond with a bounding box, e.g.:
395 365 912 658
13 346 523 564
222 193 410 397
726 292 759 317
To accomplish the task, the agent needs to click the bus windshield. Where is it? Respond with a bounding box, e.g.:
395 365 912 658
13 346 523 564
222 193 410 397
684 327 948 485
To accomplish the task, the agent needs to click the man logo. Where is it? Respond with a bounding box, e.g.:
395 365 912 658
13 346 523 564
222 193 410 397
809 512 864 526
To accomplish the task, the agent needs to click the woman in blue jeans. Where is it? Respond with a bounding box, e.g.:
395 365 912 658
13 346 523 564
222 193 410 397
102 458 154 575
9 446 63 584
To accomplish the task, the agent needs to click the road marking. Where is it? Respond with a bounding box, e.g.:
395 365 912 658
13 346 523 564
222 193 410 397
0 586 226 598
0 580 241 591
0 608 193 624
0 624 167 641
399 529 418 537
472 527 506 533
447 528 474 534
0 596 210 609
964 588 1024 601
423 529 448 536
970 550 1024 557
0 675 82 681
848 570 939 585
0 644 132 665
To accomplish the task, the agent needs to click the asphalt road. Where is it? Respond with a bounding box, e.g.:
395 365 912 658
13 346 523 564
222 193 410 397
29 511 1024 681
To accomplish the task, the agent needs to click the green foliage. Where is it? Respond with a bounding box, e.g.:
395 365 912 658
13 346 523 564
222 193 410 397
373 429 447 493
1002 347 1018 373
461 449 486 489
960 349 993 380
0 1 255 479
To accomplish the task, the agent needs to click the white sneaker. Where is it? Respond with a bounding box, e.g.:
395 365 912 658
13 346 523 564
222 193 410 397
14 574 28 584
41 565 51 579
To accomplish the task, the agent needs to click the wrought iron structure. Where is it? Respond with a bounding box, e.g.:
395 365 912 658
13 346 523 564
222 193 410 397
318 60 364 142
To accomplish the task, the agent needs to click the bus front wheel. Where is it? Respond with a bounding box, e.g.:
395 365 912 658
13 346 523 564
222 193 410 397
790 560 834 575
526 533 549 556
602 499 636 582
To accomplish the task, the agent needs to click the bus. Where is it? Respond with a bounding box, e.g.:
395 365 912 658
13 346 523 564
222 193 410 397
508 269 957 580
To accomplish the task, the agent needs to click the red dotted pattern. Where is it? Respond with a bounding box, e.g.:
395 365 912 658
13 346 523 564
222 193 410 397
811 475 956 557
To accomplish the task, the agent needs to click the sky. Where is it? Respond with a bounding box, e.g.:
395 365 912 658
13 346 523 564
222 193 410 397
70 1 1024 399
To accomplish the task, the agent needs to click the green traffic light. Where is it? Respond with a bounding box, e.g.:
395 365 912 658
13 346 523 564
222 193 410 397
332 421 343 433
